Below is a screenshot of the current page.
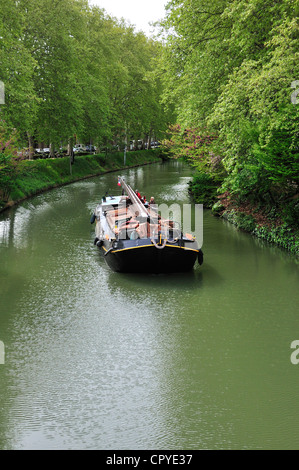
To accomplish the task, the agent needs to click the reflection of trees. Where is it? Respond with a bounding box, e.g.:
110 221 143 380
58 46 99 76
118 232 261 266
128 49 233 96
8 209 15 248
0 208 15 248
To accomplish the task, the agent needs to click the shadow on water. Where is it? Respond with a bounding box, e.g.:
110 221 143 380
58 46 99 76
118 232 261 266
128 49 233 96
110 269 204 291
93 249 224 294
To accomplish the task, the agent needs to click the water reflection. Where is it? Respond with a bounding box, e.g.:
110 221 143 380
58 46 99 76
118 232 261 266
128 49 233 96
105 267 203 292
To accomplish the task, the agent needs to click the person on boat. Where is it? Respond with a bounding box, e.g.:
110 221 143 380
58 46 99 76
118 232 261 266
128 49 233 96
135 189 141 199
149 196 155 205
130 229 139 240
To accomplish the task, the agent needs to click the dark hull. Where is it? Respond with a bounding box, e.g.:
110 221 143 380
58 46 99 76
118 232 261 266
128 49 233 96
98 239 202 273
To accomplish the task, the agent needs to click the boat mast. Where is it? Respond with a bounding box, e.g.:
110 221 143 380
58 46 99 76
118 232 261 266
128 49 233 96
118 176 151 219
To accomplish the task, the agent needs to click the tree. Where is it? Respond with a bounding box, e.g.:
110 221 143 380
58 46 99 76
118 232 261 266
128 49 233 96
0 0 37 152
78 6 111 148
19 0 89 153
1 0 171 158
0 119 18 202
159 0 299 224
209 13 299 200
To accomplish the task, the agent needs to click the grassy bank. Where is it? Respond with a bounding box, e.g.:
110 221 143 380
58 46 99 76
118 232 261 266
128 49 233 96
188 170 298 256
211 196 299 256
0 149 163 212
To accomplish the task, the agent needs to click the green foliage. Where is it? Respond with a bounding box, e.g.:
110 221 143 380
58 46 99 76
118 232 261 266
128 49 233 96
159 0 299 239
0 154 15 203
0 120 18 203
222 209 298 254
209 16 299 196
254 224 299 255
163 124 225 178
223 210 256 233
0 0 37 136
6 150 162 205
282 199 299 228
162 123 225 207
0 0 169 152
188 171 219 208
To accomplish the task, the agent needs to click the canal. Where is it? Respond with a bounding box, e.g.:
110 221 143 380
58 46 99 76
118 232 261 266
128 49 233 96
0 161 298 450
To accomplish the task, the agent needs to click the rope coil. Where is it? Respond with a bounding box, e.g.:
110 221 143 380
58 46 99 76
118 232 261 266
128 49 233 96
151 237 167 249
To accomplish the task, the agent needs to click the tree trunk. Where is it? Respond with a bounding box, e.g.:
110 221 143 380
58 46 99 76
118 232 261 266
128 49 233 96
50 143 55 158
27 132 34 160
68 137 74 164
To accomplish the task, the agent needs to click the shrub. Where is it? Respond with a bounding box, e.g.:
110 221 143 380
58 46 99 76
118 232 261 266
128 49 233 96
188 171 219 208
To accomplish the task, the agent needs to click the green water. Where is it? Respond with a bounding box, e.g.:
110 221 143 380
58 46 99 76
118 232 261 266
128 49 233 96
0 161 298 450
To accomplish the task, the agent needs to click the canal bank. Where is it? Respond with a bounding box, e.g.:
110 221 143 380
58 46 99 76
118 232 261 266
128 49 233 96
211 196 299 256
0 149 163 214
188 173 298 256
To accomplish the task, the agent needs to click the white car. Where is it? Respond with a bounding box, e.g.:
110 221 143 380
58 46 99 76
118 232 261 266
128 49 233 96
74 144 87 152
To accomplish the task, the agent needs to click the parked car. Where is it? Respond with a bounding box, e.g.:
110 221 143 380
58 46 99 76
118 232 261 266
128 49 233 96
73 146 84 154
74 144 87 152
17 148 30 157
33 148 50 157
150 141 160 148
85 145 96 153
